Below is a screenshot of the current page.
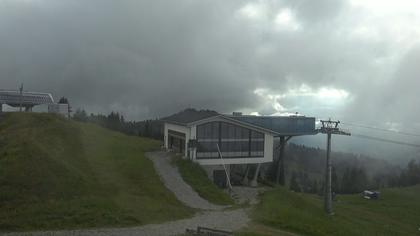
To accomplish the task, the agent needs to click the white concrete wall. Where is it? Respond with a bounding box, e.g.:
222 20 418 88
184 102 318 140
48 104 69 117
190 125 197 160
264 133 274 162
163 123 168 149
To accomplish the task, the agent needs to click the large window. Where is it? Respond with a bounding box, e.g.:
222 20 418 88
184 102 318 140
196 121 264 159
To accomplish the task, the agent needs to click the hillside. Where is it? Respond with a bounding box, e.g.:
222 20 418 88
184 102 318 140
249 185 420 236
173 156 234 205
0 113 194 232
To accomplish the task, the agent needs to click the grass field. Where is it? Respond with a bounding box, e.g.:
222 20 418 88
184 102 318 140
173 157 234 205
249 185 420 236
0 113 194 232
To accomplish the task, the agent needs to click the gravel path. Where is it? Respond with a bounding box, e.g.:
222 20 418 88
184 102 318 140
2 209 249 236
145 151 225 210
231 186 268 205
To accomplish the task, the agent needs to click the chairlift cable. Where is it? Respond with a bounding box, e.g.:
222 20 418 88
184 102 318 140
341 122 420 137
351 133 420 148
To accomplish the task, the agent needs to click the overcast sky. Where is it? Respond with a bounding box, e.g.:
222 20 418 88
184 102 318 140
1 0 420 141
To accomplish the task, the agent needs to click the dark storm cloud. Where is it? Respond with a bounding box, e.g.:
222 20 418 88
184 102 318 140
0 0 263 118
0 0 418 129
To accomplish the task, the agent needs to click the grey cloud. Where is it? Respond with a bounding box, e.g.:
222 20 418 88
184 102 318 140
0 0 417 135
382 46 420 123
285 0 347 24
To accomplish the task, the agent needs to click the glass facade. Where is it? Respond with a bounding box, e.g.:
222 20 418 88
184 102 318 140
196 121 264 159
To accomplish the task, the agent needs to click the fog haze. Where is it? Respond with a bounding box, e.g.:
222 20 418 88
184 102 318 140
1 0 420 160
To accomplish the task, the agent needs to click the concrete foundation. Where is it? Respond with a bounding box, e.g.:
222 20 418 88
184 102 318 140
241 165 250 186
250 163 261 187
202 164 231 188
202 164 229 180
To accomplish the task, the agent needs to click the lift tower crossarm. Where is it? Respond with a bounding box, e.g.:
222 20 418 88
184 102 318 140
317 119 350 215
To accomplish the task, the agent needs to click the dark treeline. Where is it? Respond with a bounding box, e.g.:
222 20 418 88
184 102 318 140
393 159 420 187
72 108 163 140
267 143 420 194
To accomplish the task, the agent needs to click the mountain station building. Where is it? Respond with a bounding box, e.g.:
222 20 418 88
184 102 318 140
162 109 316 187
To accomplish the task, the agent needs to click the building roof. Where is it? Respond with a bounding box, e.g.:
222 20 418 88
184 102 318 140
163 109 317 136
161 108 219 125
227 115 316 136
0 90 54 107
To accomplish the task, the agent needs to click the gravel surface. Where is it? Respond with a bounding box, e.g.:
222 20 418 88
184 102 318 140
231 186 268 205
146 151 225 210
2 209 249 236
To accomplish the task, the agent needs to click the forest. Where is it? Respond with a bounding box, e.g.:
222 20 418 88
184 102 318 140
269 143 420 194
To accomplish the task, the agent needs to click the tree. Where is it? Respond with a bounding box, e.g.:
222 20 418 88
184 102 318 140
300 172 311 193
58 97 69 104
340 166 367 193
399 160 420 186
406 160 420 185
311 180 319 194
73 108 88 122
290 171 301 192
143 120 151 137
319 180 325 196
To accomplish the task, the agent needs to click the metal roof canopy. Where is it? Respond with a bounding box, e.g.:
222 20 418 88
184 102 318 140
227 115 316 136
0 90 54 107
162 109 317 136
161 108 219 125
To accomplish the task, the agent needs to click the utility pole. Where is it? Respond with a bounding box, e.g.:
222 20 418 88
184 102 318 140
19 83 23 112
276 136 292 185
319 119 350 215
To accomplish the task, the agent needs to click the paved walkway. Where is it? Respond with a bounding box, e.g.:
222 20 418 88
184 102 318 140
145 151 225 210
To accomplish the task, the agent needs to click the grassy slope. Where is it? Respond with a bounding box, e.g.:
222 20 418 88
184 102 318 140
250 185 420 236
0 113 194 232
173 157 234 205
